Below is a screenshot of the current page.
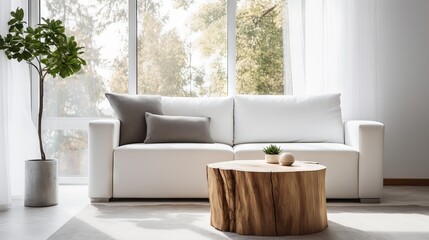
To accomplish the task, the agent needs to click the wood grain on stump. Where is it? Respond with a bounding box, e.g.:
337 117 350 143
207 160 327 236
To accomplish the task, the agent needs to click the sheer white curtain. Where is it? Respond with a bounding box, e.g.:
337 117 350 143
0 0 40 210
288 0 378 120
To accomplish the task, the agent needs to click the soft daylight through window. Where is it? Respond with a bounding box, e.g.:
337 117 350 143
41 0 128 177
39 0 290 179
136 0 228 96
236 0 286 94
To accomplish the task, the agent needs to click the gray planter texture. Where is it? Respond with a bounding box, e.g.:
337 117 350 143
25 159 58 207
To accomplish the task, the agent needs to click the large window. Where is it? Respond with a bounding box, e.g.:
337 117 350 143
41 0 128 117
136 0 228 96
236 0 285 94
35 0 290 182
40 0 128 180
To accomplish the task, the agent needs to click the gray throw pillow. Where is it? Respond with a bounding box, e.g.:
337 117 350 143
144 112 214 143
105 93 164 145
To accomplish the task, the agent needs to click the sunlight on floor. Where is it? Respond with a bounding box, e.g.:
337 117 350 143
2 186 429 240
329 212 429 233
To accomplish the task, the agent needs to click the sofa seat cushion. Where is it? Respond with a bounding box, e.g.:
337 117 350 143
113 143 234 198
234 143 359 198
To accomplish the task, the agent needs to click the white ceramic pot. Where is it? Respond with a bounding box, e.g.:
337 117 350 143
279 152 295 166
265 154 280 164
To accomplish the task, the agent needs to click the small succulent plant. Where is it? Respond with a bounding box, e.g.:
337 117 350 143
263 144 282 155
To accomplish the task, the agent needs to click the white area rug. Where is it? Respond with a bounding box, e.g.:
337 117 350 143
49 201 429 240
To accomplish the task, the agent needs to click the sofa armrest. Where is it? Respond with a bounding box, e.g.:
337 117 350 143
344 120 384 199
89 119 120 199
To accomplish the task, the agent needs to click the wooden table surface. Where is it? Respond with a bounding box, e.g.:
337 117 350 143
207 160 328 236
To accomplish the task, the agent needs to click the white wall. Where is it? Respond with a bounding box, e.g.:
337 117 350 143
377 0 429 178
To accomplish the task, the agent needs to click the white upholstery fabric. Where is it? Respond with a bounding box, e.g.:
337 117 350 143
234 94 344 144
234 143 359 198
162 97 233 145
345 120 384 199
113 143 234 198
89 119 120 199
88 95 384 201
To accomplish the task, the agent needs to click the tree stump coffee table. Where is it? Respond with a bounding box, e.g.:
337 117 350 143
207 160 327 236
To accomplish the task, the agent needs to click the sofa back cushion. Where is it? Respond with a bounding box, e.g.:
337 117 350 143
162 97 234 145
234 94 344 144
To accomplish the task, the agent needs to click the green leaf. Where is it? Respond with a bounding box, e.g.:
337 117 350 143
22 50 32 60
0 6 85 80
262 144 282 154
0 36 5 49
15 8 24 21
12 52 22 60
26 26 33 33
8 19 17 25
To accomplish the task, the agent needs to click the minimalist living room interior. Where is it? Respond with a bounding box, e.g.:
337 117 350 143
1 0 429 239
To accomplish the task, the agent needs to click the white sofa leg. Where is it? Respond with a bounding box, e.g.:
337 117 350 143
91 198 110 203
360 198 381 203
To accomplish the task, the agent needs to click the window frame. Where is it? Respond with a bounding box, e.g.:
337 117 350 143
29 0 288 184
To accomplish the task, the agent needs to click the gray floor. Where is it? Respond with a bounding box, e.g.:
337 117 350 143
0 185 89 240
1 186 429 240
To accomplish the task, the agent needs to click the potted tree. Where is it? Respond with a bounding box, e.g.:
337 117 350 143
0 8 86 207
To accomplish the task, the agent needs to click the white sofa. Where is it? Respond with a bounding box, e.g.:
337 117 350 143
89 94 384 202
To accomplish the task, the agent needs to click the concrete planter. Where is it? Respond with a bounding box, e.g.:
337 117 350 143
25 159 58 207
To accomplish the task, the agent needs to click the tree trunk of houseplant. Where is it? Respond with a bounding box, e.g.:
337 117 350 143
24 76 58 207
